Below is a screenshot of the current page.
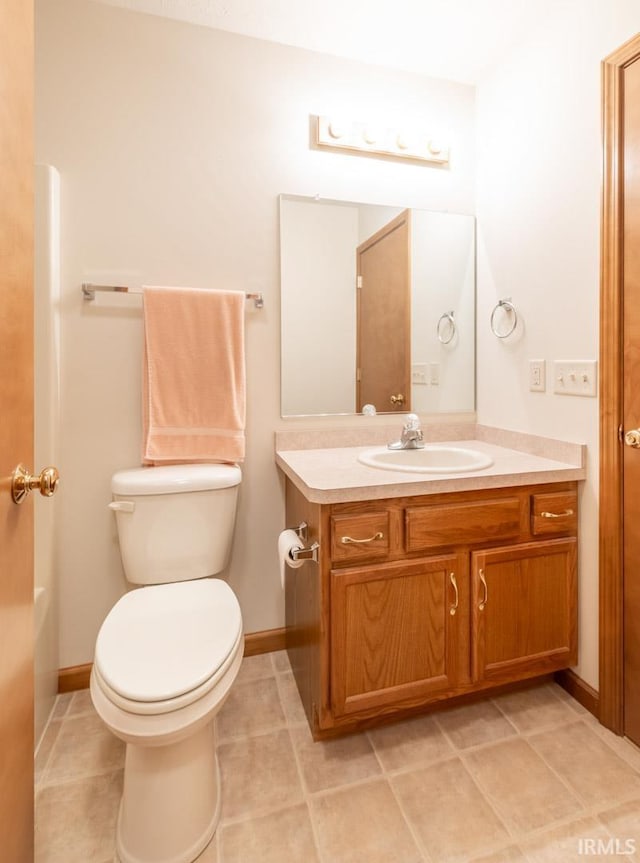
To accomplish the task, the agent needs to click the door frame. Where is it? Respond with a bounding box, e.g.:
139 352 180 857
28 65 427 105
599 33 640 734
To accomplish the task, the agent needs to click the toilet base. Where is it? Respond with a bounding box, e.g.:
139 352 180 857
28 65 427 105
115 721 221 863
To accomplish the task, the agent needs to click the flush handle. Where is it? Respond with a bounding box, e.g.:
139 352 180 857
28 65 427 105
11 464 60 505
108 500 135 513
624 429 640 448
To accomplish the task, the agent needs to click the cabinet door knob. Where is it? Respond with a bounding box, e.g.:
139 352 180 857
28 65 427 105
449 572 459 616
624 428 640 448
478 568 488 611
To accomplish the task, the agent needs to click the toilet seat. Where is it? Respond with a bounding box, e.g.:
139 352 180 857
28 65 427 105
94 579 242 715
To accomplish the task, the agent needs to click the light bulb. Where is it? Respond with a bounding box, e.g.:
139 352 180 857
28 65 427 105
363 127 379 145
328 119 346 139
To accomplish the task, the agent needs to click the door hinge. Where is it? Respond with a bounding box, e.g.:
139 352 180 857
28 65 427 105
356 367 361 382
618 423 624 443
356 275 363 289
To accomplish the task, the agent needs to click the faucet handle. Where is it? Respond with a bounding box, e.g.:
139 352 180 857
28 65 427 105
404 413 421 430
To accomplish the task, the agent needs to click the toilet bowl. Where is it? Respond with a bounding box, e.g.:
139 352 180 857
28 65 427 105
91 465 244 863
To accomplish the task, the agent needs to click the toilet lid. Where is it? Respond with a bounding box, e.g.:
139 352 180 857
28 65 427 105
94 580 242 703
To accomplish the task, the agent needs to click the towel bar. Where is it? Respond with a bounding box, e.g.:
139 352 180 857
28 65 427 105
490 298 517 338
81 283 264 309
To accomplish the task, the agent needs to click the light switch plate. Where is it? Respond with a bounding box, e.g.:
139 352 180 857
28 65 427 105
553 360 597 397
412 363 428 385
429 363 440 386
529 359 545 392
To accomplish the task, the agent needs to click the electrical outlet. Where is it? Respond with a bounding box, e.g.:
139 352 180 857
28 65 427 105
412 363 428 385
553 360 597 397
529 359 545 392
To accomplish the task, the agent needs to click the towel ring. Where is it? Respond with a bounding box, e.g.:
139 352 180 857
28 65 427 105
437 311 456 345
490 299 518 339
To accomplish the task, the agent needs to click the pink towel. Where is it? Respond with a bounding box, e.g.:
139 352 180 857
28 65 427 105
142 286 246 465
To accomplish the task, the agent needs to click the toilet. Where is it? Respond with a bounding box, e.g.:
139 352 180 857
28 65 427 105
90 464 244 863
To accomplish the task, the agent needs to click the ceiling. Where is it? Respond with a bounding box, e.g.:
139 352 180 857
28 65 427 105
94 0 563 85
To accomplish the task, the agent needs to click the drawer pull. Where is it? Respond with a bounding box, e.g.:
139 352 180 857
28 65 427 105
540 509 574 519
341 531 384 545
478 568 488 611
449 572 459 616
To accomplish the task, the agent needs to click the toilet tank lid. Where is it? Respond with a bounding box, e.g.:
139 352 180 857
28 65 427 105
112 464 242 495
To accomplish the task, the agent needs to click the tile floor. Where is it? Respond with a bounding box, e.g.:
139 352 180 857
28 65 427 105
35 652 640 863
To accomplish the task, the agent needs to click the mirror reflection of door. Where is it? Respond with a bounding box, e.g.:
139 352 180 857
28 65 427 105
356 209 411 412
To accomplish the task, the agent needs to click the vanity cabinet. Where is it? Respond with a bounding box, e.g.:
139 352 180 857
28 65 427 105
330 554 467 717
471 539 577 683
284 480 578 738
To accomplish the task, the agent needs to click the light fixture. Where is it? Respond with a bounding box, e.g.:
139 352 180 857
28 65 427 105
314 115 449 165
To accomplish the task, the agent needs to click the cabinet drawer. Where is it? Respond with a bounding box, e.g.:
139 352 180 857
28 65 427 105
406 497 523 552
331 512 390 562
531 491 577 536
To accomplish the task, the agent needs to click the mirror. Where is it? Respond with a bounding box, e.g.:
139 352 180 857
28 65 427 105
279 194 475 417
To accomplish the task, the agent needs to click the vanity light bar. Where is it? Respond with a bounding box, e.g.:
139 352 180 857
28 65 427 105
314 115 449 165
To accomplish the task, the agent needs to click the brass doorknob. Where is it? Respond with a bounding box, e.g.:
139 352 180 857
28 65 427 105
624 429 640 449
11 464 60 504
390 393 405 407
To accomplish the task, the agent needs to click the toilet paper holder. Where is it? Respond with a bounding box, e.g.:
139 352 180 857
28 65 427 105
288 521 308 541
286 521 320 564
290 542 320 564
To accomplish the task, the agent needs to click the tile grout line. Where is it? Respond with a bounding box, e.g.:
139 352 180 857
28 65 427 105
515 805 640 863
35 691 74 790
219 650 325 863
489 684 582 733
458 736 587 844
582 715 640 774
281 724 327 863
380 762 434 863
526 717 640 810
363 725 431 862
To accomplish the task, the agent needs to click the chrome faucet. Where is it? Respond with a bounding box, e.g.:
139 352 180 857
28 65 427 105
388 414 424 450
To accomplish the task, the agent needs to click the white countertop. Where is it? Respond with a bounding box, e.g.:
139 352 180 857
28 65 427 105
275 439 586 504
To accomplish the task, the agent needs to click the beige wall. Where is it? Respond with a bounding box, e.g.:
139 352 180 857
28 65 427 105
35 0 476 667
280 198 358 416
476 0 640 689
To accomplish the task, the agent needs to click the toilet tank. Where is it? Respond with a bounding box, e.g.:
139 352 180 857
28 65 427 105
110 464 242 585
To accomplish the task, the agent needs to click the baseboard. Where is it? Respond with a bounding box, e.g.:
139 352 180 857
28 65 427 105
243 627 287 657
58 626 288 693
58 663 92 693
554 668 600 719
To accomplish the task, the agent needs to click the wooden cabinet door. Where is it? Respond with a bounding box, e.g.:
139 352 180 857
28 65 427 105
330 555 465 717
471 539 577 683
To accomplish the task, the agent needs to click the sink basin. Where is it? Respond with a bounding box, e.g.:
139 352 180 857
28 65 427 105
358 445 494 474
